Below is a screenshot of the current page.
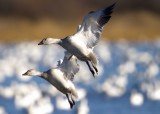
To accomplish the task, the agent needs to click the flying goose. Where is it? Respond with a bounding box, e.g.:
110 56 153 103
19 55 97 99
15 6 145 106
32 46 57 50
38 3 116 76
22 51 80 108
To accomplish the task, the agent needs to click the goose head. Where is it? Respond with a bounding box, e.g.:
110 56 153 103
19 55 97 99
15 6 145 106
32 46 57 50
22 69 42 76
38 38 61 45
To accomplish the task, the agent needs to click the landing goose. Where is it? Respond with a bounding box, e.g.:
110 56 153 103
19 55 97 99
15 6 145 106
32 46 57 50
38 3 115 76
22 51 80 108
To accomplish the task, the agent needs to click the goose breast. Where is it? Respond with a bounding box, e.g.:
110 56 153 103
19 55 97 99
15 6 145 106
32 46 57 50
47 69 71 94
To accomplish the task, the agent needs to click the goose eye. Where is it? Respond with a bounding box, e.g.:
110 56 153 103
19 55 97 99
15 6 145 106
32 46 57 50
89 11 94 14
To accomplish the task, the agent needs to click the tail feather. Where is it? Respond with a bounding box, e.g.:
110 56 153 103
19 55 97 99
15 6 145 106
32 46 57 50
70 88 79 102
89 52 98 66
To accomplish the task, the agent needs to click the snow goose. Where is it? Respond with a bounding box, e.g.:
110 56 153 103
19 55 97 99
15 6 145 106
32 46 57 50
22 51 80 108
38 3 116 77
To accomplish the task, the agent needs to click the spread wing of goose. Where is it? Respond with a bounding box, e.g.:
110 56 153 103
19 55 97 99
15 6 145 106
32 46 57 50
77 3 115 48
58 51 80 81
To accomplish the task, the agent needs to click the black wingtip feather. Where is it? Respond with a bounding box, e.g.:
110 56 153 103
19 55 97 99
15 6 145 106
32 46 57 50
99 16 111 26
98 3 116 26
103 3 116 15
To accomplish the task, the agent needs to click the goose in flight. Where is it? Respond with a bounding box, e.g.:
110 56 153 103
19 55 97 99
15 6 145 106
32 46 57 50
22 51 80 108
38 3 116 76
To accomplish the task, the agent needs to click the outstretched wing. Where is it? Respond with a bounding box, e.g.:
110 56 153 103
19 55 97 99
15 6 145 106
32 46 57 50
58 51 80 81
76 3 115 48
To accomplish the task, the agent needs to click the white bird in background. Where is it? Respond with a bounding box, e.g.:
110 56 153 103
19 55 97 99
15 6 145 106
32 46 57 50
22 51 80 108
38 3 116 77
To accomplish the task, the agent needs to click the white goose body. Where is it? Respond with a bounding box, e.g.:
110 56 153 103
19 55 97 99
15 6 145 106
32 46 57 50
61 36 90 61
38 3 115 76
23 51 80 108
44 68 75 94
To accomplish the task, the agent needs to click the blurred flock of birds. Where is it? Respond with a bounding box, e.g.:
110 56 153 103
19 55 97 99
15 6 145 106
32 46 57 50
0 40 160 114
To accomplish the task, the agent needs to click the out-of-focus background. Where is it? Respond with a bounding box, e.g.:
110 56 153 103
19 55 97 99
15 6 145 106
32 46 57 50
0 0 160 114
0 0 159 42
